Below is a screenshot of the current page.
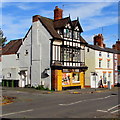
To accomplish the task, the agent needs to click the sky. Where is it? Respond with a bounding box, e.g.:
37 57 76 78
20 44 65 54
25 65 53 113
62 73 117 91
0 1 119 48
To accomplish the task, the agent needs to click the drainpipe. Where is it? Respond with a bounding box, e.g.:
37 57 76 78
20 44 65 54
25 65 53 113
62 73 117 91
30 26 32 87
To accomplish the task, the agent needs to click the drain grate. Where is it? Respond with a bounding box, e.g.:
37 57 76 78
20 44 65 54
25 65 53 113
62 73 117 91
111 93 117 95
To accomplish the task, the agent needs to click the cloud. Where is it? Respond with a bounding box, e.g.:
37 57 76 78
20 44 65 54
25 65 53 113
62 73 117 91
63 2 113 19
2 15 32 40
83 16 118 31
17 4 34 10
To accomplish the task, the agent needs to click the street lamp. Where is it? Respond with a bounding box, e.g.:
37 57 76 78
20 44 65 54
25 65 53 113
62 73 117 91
92 72 98 91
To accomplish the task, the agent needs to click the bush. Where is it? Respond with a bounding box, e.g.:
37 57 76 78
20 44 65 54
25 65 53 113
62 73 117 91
35 85 49 90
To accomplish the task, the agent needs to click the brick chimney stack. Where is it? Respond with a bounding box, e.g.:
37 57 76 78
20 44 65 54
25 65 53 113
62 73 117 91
112 39 120 51
54 6 63 21
32 15 40 22
94 34 105 48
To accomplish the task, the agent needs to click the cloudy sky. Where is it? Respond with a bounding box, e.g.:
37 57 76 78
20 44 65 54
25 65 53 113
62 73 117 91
1 1 119 48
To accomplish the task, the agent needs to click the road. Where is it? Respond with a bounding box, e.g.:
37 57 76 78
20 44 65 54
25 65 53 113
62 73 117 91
1 88 120 119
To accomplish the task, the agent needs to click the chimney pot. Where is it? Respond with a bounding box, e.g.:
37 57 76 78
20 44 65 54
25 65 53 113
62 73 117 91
54 6 63 20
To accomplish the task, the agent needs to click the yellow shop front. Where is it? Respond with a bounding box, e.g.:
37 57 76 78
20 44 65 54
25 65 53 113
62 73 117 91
51 66 86 91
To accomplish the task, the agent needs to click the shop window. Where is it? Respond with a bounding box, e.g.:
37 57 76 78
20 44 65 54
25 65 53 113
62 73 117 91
62 73 71 85
72 73 80 83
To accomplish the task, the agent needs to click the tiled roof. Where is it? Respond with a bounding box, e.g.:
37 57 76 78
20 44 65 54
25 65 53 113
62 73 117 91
2 39 22 55
39 16 62 39
80 36 87 44
54 17 70 29
86 44 120 54
72 20 83 32
2 16 87 55
39 16 86 43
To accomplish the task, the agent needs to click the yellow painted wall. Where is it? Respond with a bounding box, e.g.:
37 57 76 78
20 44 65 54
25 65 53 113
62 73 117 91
57 70 62 91
80 72 85 88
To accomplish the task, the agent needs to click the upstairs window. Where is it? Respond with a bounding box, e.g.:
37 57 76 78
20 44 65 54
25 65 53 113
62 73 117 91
107 60 110 68
87 48 89 52
99 52 102 57
25 50 28 55
16 53 20 59
99 60 102 68
73 31 78 39
107 53 110 58
64 29 69 38
69 30 72 39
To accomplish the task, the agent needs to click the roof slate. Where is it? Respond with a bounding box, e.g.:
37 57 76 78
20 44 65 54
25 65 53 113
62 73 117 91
2 39 22 55
86 44 120 54
2 16 87 55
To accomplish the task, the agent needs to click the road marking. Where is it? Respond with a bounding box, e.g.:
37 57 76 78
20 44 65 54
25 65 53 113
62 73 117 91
0 109 33 117
111 109 120 113
97 104 120 114
59 100 85 106
108 104 120 111
59 95 114 106
97 110 108 113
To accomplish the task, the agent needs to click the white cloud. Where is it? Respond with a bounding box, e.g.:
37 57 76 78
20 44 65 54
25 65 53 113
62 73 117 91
17 4 35 10
63 2 113 19
2 15 31 40
83 16 118 31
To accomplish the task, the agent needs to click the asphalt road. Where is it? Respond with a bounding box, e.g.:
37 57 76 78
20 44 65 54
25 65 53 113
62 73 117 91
1 88 120 119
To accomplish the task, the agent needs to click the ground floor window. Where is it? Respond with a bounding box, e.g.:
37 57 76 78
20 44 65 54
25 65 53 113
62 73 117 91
72 73 79 83
62 73 71 85
103 73 107 84
62 72 80 85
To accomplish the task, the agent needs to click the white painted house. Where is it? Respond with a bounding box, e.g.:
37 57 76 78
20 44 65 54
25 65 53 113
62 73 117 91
1 6 88 90
85 34 118 88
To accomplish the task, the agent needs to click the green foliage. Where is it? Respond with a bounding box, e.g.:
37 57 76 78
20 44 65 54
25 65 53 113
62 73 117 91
0 28 7 46
35 85 49 91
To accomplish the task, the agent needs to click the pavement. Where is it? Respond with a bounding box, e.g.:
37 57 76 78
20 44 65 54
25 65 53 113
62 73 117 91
1 86 119 94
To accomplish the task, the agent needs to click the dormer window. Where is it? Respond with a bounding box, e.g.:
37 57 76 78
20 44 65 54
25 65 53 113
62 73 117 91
77 32 80 40
73 31 77 39
69 30 72 39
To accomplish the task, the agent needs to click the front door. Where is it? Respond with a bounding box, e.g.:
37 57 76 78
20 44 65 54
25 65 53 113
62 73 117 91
90 73 98 88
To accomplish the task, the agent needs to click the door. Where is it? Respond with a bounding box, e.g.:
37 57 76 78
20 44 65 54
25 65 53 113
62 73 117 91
90 73 98 88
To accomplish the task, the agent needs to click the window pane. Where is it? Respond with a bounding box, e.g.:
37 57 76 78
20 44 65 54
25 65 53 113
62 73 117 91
62 73 71 85
72 73 80 83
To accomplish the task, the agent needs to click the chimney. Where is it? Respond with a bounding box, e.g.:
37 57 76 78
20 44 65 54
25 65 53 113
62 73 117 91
112 44 116 50
54 6 63 21
32 15 40 22
94 34 104 47
103 43 106 48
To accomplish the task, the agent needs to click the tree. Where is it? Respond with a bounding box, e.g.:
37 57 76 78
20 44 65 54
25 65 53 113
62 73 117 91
0 28 7 47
